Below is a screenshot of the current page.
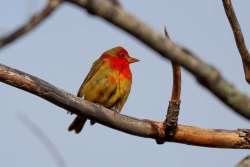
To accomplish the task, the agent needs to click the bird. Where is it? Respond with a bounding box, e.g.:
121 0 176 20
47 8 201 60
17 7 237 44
68 46 139 133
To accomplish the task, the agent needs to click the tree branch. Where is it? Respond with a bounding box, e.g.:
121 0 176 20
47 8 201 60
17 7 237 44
66 0 250 119
164 27 181 138
222 0 250 84
170 64 181 102
0 0 62 49
157 27 182 144
0 63 249 149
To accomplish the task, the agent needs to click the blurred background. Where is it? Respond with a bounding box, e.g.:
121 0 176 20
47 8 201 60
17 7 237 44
0 1 249 166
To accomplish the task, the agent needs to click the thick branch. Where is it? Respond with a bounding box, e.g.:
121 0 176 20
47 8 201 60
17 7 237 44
223 0 250 84
0 63 249 149
67 0 250 119
0 0 62 49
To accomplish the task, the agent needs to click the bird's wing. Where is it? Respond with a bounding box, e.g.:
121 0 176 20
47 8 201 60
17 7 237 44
115 85 131 112
77 59 104 97
111 78 132 112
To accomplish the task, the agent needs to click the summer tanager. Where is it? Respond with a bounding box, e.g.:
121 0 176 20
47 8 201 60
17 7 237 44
68 46 139 133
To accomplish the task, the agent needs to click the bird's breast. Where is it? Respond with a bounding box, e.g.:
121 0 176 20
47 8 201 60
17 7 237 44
108 58 132 80
120 67 132 81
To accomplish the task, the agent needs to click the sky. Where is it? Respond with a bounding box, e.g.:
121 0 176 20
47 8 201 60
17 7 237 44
0 1 250 167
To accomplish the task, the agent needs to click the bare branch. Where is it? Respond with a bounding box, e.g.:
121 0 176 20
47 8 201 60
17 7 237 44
157 27 182 144
223 0 250 84
164 26 181 137
170 64 181 102
0 63 249 149
164 27 182 102
67 0 250 119
18 113 67 167
0 0 62 49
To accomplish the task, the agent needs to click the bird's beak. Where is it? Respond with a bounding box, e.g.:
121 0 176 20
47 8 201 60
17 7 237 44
128 56 140 64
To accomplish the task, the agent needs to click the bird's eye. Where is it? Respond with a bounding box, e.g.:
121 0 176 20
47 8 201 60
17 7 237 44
119 53 126 58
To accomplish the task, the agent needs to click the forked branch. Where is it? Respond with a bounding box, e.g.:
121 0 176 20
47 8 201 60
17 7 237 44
1 0 250 119
0 63 249 149
67 0 250 119
0 0 250 149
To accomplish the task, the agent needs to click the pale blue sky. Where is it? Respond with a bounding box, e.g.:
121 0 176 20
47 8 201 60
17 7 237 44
0 1 250 167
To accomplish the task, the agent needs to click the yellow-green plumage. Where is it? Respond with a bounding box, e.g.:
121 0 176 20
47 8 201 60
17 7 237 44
68 47 138 133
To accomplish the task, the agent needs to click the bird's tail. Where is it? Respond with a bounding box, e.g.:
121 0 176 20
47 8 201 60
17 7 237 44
68 116 87 134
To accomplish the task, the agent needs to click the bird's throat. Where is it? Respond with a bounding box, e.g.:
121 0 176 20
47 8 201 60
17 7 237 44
109 57 132 80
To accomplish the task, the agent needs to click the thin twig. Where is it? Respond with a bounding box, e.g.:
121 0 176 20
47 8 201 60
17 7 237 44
18 113 67 167
0 0 62 49
223 0 250 84
164 26 181 137
164 27 182 102
157 27 182 144
67 0 250 119
0 63 249 149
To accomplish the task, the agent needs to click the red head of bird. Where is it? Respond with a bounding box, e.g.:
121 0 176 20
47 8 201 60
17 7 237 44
100 46 139 80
